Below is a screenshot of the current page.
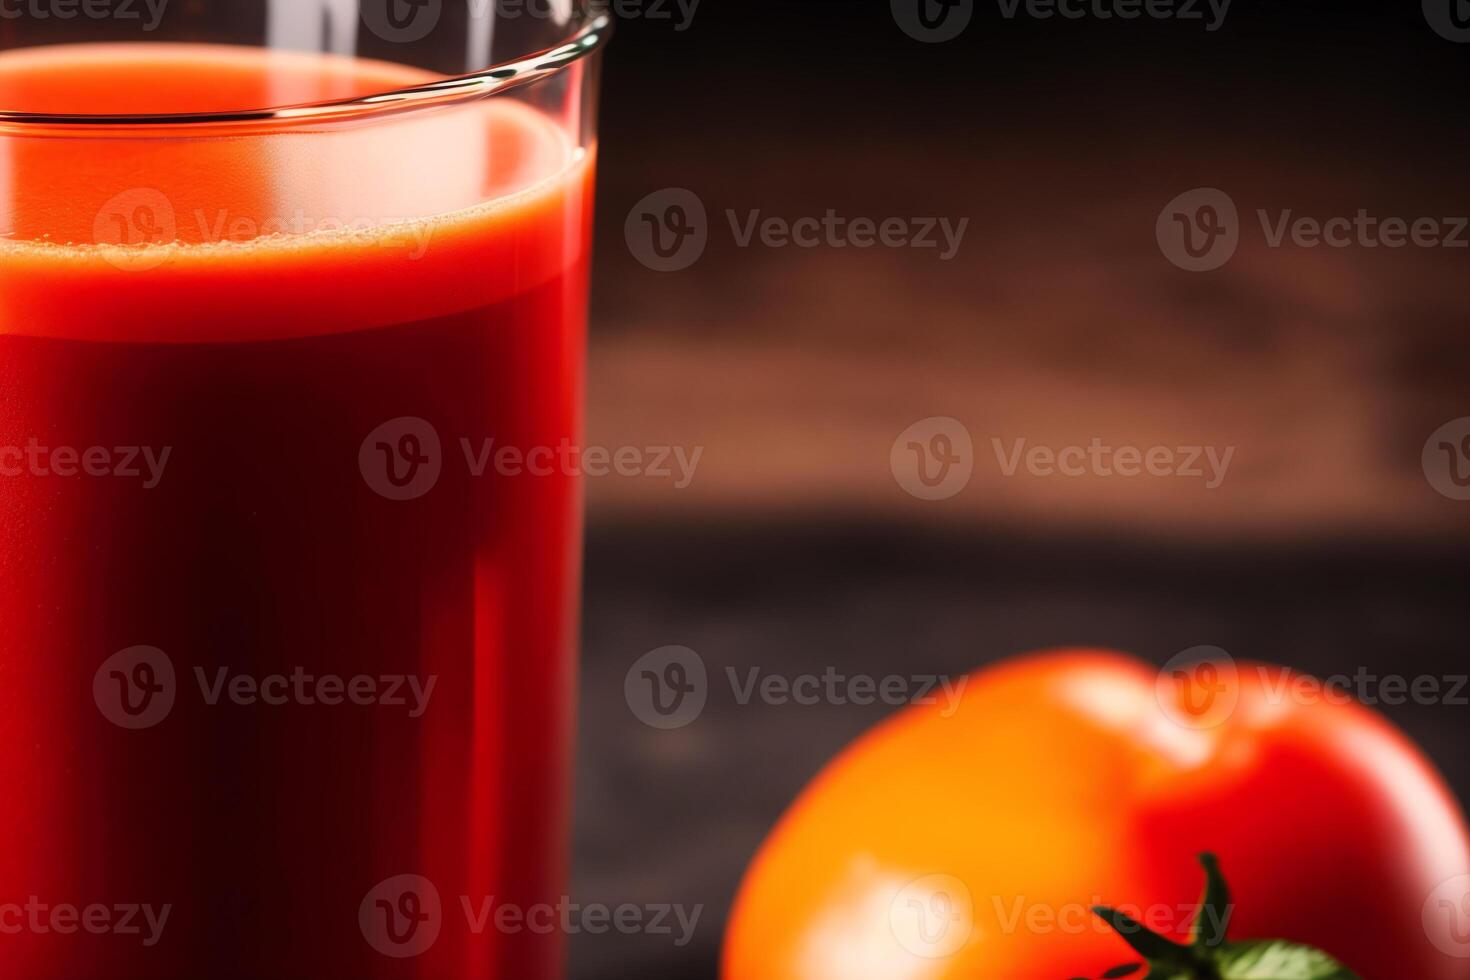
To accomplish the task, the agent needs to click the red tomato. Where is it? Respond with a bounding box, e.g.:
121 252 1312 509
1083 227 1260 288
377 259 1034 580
723 649 1470 979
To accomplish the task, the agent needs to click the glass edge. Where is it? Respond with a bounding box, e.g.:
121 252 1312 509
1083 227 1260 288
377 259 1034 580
0 11 611 133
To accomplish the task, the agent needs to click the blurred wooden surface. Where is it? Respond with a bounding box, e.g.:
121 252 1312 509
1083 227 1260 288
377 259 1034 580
567 5 1470 976
570 521 1470 979
585 137 1468 539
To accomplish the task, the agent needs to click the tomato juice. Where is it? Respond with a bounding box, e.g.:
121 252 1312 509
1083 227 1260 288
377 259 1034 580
0 43 595 979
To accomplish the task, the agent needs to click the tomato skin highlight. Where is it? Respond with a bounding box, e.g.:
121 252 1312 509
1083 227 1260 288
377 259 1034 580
722 650 1470 980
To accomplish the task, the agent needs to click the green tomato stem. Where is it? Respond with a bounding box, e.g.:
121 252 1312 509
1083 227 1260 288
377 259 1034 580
1086 854 1360 980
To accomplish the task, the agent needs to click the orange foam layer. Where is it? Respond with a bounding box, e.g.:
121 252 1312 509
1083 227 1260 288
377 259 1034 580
0 45 593 343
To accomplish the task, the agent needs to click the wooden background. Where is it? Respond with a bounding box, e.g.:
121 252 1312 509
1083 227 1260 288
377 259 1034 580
570 2 1469 975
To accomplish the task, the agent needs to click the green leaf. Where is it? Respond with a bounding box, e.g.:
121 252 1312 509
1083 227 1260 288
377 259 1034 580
1091 906 1196 970
1212 939 1361 980
1192 853 1232 951
1086 856 1364 980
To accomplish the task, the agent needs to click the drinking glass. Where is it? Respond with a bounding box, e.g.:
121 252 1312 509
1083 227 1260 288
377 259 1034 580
0 2 607 977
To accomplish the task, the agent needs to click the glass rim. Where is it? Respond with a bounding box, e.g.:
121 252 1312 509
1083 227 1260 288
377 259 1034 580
0 11 610 132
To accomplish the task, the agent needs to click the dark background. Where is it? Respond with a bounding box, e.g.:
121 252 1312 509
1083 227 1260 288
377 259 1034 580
572 1 1469 976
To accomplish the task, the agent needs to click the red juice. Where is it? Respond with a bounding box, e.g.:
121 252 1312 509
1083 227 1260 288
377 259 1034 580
0 45 595 979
